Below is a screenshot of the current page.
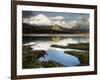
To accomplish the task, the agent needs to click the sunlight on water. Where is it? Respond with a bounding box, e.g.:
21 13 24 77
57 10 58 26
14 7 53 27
25 37 89 50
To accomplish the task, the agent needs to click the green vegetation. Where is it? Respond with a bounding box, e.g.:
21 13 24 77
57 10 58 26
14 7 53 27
22 43 89 68
64 51 89 66
22 46 44 68
51 43 89 66
51 43 89 51
41 60 64 68
67 43 89 51
32 50 46 59
22 46 64 69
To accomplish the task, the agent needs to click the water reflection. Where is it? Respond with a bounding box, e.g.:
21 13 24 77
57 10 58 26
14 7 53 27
28 36 89 50
23 35 89 66
39 48 80 66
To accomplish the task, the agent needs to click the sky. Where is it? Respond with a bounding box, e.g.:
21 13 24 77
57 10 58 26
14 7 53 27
22 11 89 29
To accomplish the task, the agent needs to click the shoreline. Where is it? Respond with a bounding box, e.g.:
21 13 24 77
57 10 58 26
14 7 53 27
23 33 89 37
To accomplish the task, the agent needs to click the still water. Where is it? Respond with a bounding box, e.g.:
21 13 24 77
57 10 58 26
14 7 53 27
39 48 80 66
24 35 89 67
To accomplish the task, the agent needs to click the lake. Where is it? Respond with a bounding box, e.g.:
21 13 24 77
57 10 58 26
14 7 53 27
23 35 89 67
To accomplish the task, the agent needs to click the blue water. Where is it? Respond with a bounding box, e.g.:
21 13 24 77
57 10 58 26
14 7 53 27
26 36 89 67
39 48 80 66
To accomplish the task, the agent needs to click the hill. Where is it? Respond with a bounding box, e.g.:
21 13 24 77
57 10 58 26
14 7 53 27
22 23 89 34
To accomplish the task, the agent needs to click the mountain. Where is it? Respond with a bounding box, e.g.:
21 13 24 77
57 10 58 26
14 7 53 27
22 23 69 34
22 23 89 34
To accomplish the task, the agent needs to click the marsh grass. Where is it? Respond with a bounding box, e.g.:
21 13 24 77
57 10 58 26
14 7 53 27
51 43 89 66
22 46 64 69
22 43 89 68
51 43 89 51
64 51 89 66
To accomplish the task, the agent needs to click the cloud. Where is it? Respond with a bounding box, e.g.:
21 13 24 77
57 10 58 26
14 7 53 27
61 16 89 29
23 14 89 29
77 16 89 25
50 16 64 20
23 14 51 25
50 16 67 28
